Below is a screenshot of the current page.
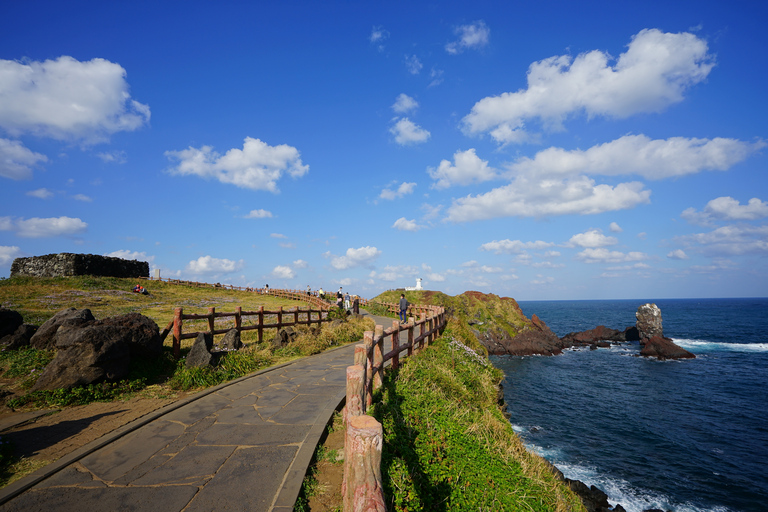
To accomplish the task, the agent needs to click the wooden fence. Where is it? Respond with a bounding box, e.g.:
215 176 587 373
343 303 448 510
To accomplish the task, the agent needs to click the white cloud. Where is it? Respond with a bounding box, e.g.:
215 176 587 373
270 233 287 239
0 56 150 143
677 224 768 256
667 249 689 260
245 209 273 219
427 273 445 282
165 137 308 192
72 194 92 202
27 188 53 199
509 135 765 180
568 229 618 248
463 29 714 143
446 20 490 54
380 181 416 200
609 222 623 233
329 246 381 270
272 265 295 279
576 248 648 263
370 26 389 51
428 148 497 189
392 217 423 232
97 150 127 164
0 246 22 266
405 55 423 74
447 175 650 221
429 67 444 87
390 118 430 145
369 264 419 283
682 196 768 225
105 249 154 263
186 255 245 274
480 239 554 254
0 138 47 180
0 215 87 238
293 259 308 269
392 94 418 114
479 265 503 273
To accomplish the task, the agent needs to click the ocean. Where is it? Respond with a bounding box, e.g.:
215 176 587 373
491 298 768 512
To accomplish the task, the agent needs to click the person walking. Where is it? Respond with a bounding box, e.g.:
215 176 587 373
399 293 409 323
344 292 351 310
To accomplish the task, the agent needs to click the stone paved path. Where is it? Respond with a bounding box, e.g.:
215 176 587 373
0 312 397 512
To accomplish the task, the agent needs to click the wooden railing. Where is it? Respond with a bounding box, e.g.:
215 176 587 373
343 303 447 511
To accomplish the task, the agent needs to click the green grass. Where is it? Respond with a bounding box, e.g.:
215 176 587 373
369 327 585 512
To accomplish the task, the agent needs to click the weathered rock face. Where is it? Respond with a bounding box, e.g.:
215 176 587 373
560 325 626 346
29 307 95 350
640 335 695 360
636 303 663 340
271 327 297 348
10 252 149 279
31 313 162 391
214 329 243 352
0 323 38 350
480 314 565 356
0 308 24 338
186 333 216 368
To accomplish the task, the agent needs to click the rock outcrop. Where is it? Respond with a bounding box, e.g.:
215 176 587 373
0 323 37 350
11 252 149 279
0 308 24 338
636 303 663 340
186 333 217 368
483 314 564 356
31 312 162 391
640 335 695 360
30 307 96 350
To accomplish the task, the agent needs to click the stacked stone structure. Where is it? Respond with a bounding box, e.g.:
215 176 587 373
10 253 148 279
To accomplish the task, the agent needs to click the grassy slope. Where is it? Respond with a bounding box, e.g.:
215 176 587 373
370 290 584 511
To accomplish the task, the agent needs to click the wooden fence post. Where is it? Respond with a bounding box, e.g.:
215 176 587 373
258 306 264 343
373 325 384 391
345 365 365 426
408 321 414 357
235 306 242 333
419 312 426 351
173 307 182 359
343 415 385 512
278 306 283 330
364 331 374 407
391 320 400 371
208 307 215 337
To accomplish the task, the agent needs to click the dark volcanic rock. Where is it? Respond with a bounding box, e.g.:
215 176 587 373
30 307 95 350
636 303 663 340
482 314 565 356
0 323 38 350
639 335 695 360
565 479 612 512
186 333 216 368
214 328 243 352
271 327 297 349
0 308 24 338
31 313 161 391
561 325 626 346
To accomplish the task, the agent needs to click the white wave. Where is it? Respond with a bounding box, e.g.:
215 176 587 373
673 338 768 353
554 461 732 512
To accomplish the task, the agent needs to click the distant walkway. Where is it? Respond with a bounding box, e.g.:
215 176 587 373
0 311 396 512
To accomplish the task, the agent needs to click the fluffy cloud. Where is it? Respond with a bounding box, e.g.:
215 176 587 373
293 259 308 269
272 265 295 279
576 248 648 264
609 222 623 233
509 135 765 180
392 94 418 114
392 217 423 232
682 196 768 225
428 149 497 189
370 26 389 51
27 188 54 199
186 255 245 274
0 245 22 266
244 209 273 219
0 56 150 143
165 137 308 192
667 249 689 260
329 246 381 270
568 229 618 248
105 249 154 263
480 239 554 254
447 175 650 221
390 118 430 145
0 138 47 180
463 29 714 143
677 225 768 256
380 181 416 200
0 215 87 238
405 55 423 75
446 21 490 54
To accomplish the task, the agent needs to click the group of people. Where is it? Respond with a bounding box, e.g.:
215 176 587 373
132 283 148 295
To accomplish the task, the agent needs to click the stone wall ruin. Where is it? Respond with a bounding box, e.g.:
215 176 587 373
10 253 149 279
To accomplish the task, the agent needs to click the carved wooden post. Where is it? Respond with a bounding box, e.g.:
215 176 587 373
278 306 283 329
345 365 365 425
258 305 264 343
343 415 385 512
364 331 374 406
173 307 182 359
419 312 426 351
373 325 384 391
208 307 215 337
355 344 367 367
235 306 242 333
391 320 400 371
408 321 414 357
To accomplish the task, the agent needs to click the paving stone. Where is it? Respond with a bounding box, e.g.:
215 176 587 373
0 485 199 512
161 393 232 425
195 422 310 447
253 388 298 408
130 444 236 486
215 405 265 424
33 465 107 489
268 394 335 425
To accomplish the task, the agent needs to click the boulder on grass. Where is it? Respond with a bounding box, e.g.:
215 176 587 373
0 324 38 350
186 332 216 368
214 329 242 352
30 307 95 350
0 308 24 338
271 327 297 349
30 313 161 391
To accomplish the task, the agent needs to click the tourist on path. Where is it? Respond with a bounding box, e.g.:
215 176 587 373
399 293 409 323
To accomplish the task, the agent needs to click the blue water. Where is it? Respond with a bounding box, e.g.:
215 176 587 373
491 298 768 512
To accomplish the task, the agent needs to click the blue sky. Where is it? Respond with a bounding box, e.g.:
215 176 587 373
1 0 766 300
